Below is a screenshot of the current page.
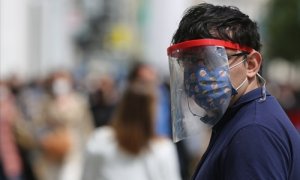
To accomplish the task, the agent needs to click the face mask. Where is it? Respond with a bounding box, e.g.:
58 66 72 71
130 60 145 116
229 57 248 92
184 65 234 125
52 79 72 96
184 58 247 125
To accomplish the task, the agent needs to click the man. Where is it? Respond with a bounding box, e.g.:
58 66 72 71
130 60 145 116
167 3 300 179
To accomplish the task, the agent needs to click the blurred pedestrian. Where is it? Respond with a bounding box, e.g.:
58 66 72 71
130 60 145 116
35 70 94 180
0 81 35 180
127 62 193 179
88 75 118 128
127 62 172 137
82 81 181 180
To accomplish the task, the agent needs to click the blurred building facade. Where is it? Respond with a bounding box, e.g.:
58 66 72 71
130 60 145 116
1 0 272 79
0 0 194 80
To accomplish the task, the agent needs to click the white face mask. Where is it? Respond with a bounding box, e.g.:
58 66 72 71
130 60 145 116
229 57 248 93
52 79 72 96
229 57 247 70
228 57 267 100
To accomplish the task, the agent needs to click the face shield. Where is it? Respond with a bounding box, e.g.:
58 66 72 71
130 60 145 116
167 39 253 142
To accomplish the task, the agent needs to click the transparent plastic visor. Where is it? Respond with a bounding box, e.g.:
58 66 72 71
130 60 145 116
169 45 234 142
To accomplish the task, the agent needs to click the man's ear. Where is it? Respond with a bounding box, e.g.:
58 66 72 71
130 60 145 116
246 51 262 78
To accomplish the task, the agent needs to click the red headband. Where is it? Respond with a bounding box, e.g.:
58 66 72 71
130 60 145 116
167 39 253 56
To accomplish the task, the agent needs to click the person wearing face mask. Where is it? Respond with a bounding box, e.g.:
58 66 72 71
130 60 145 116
167 3 300 180
35 71 94 180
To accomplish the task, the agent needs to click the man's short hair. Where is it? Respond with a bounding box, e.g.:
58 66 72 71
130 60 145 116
172 3 262 52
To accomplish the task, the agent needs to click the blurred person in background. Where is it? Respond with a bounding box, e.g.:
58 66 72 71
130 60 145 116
34 70 94 180
82 81 181 180
167 3 300 179
272 83 300 133
88 75 119 128
16 78 46 126
127 62 192 179
0 80 36 180
127 62 172 138
5 75 42 180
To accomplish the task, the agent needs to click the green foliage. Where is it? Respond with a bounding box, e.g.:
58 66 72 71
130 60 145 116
265 0 300 61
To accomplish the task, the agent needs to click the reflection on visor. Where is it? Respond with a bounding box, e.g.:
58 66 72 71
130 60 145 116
177 57 206 67
177 46 228 71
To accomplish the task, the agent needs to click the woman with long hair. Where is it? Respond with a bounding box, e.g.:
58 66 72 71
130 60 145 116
82 81 181 180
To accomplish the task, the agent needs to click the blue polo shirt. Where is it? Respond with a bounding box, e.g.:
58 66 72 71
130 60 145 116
193 87 300 180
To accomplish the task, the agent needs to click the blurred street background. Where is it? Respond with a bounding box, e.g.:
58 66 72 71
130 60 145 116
0 0 300 180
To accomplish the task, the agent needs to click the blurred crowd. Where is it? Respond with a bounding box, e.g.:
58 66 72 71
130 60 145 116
1 61 299 180
0 62 207 180
267 80 300 132
0 69 95 180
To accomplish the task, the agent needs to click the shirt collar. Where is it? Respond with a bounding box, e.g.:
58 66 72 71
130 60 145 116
213 87 270 132
232 87 270 109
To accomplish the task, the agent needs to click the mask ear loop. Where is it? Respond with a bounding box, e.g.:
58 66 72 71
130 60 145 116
256 73 267 102
186 96 204 119
229 58 247 70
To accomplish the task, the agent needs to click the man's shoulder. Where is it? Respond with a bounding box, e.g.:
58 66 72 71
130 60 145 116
234 95 290 128
229 95 300 152
223 95 299 147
